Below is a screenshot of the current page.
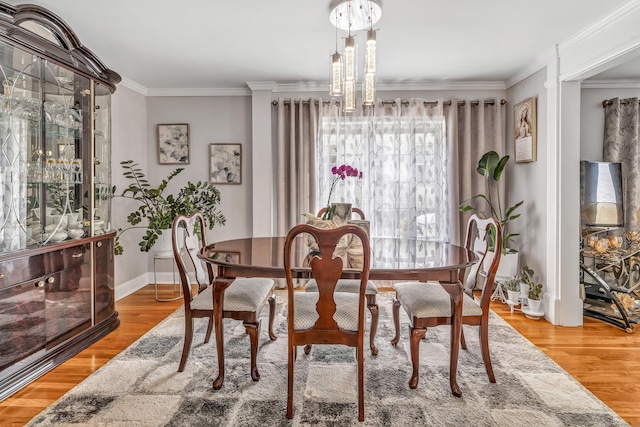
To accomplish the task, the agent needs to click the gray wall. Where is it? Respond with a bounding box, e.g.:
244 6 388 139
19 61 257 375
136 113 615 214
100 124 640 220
506 68 548 285
112 85 148 295
144 96 253 245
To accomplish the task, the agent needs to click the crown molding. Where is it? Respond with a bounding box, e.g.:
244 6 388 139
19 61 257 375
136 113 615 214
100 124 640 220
505 1 640 88
262 80 507 93
505 46 555 89
246 81 277 91
121 79 510 96
582 79 640 89
119 77 148 96
145 87 251 97
377 80 507 91
561 0 640 51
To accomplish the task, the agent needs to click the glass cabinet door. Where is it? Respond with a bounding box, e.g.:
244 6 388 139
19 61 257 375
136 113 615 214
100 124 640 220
0 40 42 254
0 37 111 253
41 61 90 244
93 83 111 235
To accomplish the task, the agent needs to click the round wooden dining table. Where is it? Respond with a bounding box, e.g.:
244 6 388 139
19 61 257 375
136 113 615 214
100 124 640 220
199 236 477 396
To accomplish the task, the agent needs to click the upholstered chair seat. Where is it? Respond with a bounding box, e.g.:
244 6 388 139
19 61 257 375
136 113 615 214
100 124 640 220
191 278 276 312
394 282 483 318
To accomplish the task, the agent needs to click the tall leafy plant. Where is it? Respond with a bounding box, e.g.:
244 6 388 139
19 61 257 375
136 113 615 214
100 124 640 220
113 160 226 254
460 151 523 254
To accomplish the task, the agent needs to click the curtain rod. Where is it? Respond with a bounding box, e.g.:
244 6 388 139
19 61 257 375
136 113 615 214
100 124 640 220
602 99 640 107
272 99 507 107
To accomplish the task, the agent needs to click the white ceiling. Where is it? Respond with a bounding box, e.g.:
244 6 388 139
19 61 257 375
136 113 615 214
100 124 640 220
3 0 633 91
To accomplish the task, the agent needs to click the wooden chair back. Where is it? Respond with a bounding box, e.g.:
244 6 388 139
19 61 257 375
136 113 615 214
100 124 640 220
172 212 214 308
463 214 502 312
285 223 370 342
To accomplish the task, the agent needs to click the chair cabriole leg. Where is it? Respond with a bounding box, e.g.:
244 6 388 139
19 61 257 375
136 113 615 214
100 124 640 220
367 295 379 356
409 326 426 389
244 320 261 381
287 342 295 419
179 315 193 372
204 315 213 344
479 320 496 383
268 294 277 341
391 297 401 346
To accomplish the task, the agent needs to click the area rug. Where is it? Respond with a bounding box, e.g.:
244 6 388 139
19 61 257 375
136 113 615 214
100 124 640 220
27 292 628 426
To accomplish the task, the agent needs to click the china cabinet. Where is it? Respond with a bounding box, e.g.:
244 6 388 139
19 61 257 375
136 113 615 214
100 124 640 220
0 2 120 400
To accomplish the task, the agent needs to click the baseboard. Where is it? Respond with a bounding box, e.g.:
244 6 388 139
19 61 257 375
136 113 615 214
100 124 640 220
115 273 150 301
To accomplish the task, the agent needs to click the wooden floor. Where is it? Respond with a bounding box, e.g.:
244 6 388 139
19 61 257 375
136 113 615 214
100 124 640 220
1 285 639 426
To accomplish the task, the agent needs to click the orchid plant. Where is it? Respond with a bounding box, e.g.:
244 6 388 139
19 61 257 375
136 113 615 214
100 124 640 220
321 164 363 220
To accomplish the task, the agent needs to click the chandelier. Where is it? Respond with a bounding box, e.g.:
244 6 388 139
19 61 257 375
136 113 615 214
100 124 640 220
329 0 382 112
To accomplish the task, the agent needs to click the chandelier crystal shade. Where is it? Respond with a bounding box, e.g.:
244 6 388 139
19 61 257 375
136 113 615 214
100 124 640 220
328 0 381 112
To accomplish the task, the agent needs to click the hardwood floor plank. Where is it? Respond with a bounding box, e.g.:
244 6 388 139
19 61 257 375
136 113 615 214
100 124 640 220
0 285 638 425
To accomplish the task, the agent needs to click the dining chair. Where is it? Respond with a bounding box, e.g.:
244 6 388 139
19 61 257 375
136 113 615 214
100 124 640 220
391 214 502 388
305 207 379 356
172 212 277 381
284 223 371 421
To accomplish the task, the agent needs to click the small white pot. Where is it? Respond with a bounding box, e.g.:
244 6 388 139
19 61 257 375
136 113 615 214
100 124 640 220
507 290 520 305
528 298 542 311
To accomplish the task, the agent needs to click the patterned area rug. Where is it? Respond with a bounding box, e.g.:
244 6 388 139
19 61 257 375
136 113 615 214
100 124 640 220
27 291 628 426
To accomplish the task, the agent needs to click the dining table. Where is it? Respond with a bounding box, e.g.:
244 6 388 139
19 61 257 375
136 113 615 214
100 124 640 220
198 235 477 396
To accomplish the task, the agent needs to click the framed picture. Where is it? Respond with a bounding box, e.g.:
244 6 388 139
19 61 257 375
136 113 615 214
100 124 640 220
158 123 189 164
514 97 537 163
210 143 241 184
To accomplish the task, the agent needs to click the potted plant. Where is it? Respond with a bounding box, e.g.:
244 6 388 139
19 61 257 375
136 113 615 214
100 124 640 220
502 275 522 305
113 160 226 255
460 151 524 277
522 265 543 310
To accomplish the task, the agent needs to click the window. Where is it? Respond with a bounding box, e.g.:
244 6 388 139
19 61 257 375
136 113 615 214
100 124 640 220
316 111 449 247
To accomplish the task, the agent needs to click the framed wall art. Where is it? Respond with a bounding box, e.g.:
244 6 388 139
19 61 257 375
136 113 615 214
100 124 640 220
513 97 537 163
210 143 241 184
158 123 189 164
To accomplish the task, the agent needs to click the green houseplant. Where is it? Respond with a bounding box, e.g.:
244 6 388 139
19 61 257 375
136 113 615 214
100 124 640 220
502 275 521 293
113 160 226 254
502 275 522 305
460 151 523 255
522 265 543 301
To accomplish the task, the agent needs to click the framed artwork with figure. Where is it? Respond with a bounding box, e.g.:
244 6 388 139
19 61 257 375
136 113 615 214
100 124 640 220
158 124 189 164
210 143 241 184
514 97 536 163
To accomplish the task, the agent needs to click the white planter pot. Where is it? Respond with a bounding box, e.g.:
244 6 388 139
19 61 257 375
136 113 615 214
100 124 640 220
153 228 184 258
528 298 542 311
507 289 521 305
483 250 519 278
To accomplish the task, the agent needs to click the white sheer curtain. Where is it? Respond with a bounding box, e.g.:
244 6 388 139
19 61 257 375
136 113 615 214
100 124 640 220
317 98 448 268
